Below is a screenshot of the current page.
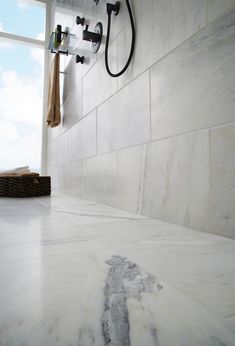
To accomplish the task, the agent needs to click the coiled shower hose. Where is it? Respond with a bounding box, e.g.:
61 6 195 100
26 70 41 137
105 0 136 77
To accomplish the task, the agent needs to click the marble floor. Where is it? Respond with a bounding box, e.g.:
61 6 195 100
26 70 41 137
0 192 235 346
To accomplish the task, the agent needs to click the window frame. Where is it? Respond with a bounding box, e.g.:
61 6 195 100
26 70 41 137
0 0 51 174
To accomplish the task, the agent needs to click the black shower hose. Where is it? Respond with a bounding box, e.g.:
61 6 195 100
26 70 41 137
105 0 136 78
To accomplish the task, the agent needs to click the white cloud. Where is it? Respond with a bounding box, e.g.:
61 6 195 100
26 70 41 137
30 33 45 67
0 119 41 169
0 69 43 170
0 70 43 127
30 48 45 68
16 0 31 10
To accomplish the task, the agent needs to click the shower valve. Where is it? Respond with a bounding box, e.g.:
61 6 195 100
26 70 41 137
83 25 101 43
82 22 103 53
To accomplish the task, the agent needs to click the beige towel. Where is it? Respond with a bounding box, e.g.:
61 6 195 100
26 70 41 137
0 172 39 177
47 53 61 128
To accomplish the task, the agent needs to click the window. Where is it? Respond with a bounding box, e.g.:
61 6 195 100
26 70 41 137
0 0 45 40
0 0 47 172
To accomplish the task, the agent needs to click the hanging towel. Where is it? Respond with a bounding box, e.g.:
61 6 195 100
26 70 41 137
47 53 61 128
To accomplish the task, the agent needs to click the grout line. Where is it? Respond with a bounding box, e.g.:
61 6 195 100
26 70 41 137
209 128 213 234
95 107 98 156
205 0 208 24
148 69 152 142
81 79 83 119
49 120 235 162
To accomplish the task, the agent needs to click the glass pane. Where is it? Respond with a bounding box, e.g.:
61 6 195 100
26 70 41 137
0 38 44 172
0 0 45 40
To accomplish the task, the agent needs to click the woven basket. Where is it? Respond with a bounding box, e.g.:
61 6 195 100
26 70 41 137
0 176 51 198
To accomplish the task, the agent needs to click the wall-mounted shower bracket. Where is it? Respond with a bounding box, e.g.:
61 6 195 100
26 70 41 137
76 16 85 26
83 22 103 53
107 2 120 16
50 48 68 55
48 24 71 55
94 0 99 5
76 54 85 64
55 24 68 44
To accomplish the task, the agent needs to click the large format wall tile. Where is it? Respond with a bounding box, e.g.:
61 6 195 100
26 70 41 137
117 144 147 214
142 130 210 231
82 152 118 208
206 0 235 22
117 0 206 88
82 40 118 116
63 160 82 193
47 140 58 168
210 123 235 239
151 10 235 141
61 82 82 131
71 110 97 160
57 130 71 164
97 71 150 154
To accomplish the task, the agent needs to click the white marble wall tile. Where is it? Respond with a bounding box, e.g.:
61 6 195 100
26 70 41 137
62 43 97 100
47 122 62 142
82 40 118 116
48 165 65 189
142 130 210 231
63 160 82 194
97 71 150 154
57 130 71 164
82 152 118 208
210 123 235 239
151 9 235 141
71 109 97 160
61 82 82 131
206 0 235 22
117 144 147 214
117 0 206 88
47 140 58 168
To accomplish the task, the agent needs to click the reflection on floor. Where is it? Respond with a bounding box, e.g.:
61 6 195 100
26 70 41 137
0 192 235 346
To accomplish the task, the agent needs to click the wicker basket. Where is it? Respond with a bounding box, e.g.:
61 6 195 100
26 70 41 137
0 176 51 198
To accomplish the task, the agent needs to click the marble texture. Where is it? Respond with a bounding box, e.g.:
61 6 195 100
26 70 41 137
142 130 210 232
117 144 147 214
71 109 97 160
47 140 58 168
0 192 235 345
210 123 235 238
117 0 206 88
82 152 119 208
46 1 235 239
57 130 71 164
82 40 118 117
63 160 82 192
206 0 235 22
151 9 235 141
97 71 150 154
61 81 82 131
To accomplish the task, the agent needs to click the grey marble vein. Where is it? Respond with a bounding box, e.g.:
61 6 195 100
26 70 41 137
102 256 158 346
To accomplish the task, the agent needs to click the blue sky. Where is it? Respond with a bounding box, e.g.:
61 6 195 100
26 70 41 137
0 0 45 79
0 0 45 39
0 0 45 171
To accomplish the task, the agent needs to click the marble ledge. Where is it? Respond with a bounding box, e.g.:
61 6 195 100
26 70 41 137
0 192 235 346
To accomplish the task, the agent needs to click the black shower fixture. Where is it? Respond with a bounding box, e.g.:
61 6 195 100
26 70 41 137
105 0 135 77
76 16 85 26
76 54 85 64
107 2 120 16
94 0 99 5
82 22 103 53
